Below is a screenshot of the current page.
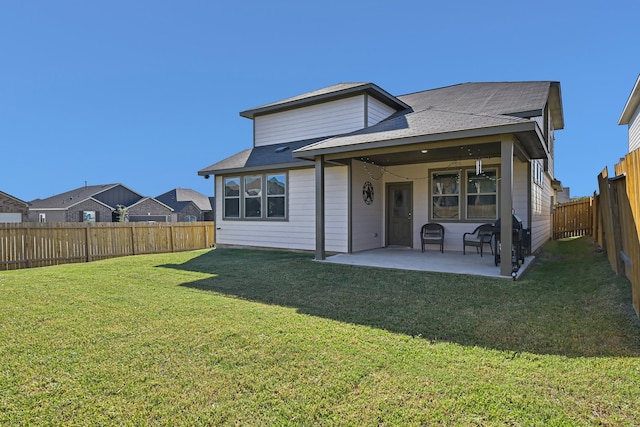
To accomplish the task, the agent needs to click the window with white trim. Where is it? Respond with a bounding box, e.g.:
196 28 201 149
223 173 287 220
533 160 545 187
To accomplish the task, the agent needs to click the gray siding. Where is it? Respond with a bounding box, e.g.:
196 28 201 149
254 96 366 147
367 97 397 127
351 160 383 252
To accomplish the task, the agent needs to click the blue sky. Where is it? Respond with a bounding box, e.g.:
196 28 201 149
1 1 638 201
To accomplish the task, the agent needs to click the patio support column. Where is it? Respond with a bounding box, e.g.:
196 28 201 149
315 155 326 260
500 138 514 276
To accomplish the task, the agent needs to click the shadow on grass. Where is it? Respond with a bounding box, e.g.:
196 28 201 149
160 238 640 358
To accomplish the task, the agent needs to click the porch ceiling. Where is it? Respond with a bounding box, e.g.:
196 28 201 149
330 141 503 166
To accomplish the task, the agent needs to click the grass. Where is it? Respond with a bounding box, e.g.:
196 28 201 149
0 237 639 426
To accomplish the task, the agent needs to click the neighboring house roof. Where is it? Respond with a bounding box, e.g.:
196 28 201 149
156 188 213 211
29 183 143 210
0 190 28 206
239 82 410 119
619 74 640 125
128 197 174 211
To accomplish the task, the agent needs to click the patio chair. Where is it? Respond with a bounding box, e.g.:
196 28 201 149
421 223 445 253
463 223 494 256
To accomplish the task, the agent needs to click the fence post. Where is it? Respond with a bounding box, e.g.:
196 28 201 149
130 224 136 256
25 224 31 269
608 178 626 275
85 224 91 263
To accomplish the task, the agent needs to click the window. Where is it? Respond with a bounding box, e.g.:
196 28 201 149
38 213 46 223
83 211 96 223
224 178 240 218
431 168 499 221
466 170 497 219
432 171 460 219
267 174 286 218
244 175 262 217
533 160 545 187
223 172 287 220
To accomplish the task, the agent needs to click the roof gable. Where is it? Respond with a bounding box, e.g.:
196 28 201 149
29 183 144 210
240 82 409 119
156 188 213 211
619 74 640 125
0 191 28 206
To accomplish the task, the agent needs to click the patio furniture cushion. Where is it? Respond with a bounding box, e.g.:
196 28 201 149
421 223 445 253
463 223 494 256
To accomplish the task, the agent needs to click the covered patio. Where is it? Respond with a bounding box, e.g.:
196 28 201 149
320 247 535 279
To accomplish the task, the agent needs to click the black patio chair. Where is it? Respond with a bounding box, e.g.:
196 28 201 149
421 223 445 253
463 223 494 256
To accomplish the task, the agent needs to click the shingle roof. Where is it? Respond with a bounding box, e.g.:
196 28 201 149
294 81 561 157
239 82 409 119
294 107 532 155
198 138 317 175
202 81 562 174
0 190 28 206
29 184 121 208
156 188 213 211
398 82 555 118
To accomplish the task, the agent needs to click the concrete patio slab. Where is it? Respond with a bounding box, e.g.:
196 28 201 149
320 247 534 279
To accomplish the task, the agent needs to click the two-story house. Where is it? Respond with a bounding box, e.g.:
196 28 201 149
198 81 564 276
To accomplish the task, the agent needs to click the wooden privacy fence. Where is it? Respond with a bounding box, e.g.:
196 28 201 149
597 148 640 317
553 198 594 239
0 222 215 271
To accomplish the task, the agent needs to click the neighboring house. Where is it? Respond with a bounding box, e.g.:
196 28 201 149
556 187 571 204
127 197 173 222
198 81 564 276
619 74 640 153
0 191 29 223
156 188 214 222
28 183 173 223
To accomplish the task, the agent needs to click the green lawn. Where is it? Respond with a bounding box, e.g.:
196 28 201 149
1 237 639 426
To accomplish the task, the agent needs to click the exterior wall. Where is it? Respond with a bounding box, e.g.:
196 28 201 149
28 210 67 223
214 157 539 255
513 159 529 228
128 199 172 222
215 166 348 252
254 96 366 147
351 160 384 252
629 108 640 153
530 167 553 253
367 97 397 127
176 203 203 222
65 200 113 222
0 194 28 222
386 161 503 252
